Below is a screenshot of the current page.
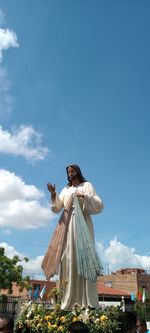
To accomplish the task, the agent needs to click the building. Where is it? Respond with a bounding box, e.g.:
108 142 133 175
1 267 150 307
0 280 56 300
98 268 150 302
0 280 57 317
97 281 132 310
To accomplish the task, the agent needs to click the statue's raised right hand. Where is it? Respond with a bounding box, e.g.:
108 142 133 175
47 183 56 195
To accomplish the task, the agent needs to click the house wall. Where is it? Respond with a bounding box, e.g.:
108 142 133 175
98 269 150 300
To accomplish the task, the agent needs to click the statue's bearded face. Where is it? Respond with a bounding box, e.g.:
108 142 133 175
67 167 78 181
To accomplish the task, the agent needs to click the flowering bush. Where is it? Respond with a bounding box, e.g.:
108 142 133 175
15 302 125 333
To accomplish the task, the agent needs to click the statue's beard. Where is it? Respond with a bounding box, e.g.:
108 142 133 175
69 173 78 181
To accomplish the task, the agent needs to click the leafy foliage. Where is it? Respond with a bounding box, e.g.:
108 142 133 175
134 300 150 321
0 247 30 293
15 303 126 333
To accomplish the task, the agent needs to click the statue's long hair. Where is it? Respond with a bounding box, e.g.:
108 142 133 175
66 164 87 186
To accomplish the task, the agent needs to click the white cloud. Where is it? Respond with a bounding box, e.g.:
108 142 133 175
97 237 150 273
23 255 44 276
0 169 53 229
0 242 45 279
0 15 19 115
1 239 150 280
0 169 43 201
0 242 21 258
0 28 19 62
0 125 50 162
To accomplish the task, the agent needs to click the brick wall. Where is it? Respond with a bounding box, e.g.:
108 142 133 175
98 270 150 300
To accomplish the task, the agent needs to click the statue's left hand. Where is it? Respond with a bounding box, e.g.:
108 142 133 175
76 191 85 198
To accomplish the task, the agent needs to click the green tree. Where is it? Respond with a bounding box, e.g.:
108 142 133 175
0 247 30 293
134 301 150 321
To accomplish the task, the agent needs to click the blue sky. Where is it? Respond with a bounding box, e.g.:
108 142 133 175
0 1 150 278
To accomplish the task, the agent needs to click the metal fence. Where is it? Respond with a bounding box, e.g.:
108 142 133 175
0 296 19 317
0 296 53 318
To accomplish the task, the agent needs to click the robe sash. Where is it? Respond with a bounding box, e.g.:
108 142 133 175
41 196 73 280
74 194 103 282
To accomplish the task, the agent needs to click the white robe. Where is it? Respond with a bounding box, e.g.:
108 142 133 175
51 181 104 310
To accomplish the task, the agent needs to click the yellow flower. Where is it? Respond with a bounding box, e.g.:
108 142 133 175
45 315 52 321
57 325 63 332
100 315 108 322
72 317 79 322
60 316 67 323
51 324 57 329
26 320 31 327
